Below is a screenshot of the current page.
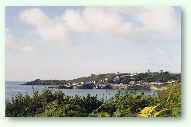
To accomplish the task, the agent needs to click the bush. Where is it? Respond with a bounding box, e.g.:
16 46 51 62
5 84 181 117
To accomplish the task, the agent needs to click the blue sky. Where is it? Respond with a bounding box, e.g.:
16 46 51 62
5 6 181 81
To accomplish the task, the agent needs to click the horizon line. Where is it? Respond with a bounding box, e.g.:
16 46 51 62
6 70 181 82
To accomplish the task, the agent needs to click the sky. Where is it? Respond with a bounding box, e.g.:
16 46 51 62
5 6 181 81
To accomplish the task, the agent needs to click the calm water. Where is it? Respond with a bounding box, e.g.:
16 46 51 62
5 81 156 101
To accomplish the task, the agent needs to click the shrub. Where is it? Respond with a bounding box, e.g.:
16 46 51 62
5 84 181 117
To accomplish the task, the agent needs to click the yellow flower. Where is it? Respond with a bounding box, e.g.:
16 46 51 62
138 105 168 117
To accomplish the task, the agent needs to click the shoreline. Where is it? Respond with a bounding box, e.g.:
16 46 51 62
20 84 163 91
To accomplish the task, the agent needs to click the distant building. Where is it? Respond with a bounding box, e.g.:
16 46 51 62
116 72 120 74
129 81 135 85
136 81 143 85
150 82 158 85
167 81 171 84
157 82 163 85
167 80 176 84
130 73 137 76
159 70 163 73
112 83 127 89
72 82 77 86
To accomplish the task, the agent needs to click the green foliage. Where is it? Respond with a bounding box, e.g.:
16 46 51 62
6 84 181 117
157 83 181 117
36 101 87 117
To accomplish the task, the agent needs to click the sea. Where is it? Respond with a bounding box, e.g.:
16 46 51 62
5 81 156 101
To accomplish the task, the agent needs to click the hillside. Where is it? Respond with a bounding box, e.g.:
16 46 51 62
23 71 181 86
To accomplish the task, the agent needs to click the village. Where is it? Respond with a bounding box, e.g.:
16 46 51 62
23 70 180 90
55 71 178 90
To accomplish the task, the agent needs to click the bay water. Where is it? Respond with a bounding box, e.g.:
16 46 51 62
5 81 156 101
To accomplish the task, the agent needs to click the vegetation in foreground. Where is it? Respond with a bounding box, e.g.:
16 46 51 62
5 84 181 117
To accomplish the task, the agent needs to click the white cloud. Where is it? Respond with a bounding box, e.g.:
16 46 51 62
62 7 144 43
19 8 74 45
6 28 37 54
62 9 89 32
22 46 37 53
156 48 172 59
18 7 180 45
62 6 180 43
6 28 23 49
123 6 180 41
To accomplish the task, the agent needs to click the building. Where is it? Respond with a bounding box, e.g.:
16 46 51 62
129 81 135 85
91 74 95 76
159 70 163 73
112 83 128 89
